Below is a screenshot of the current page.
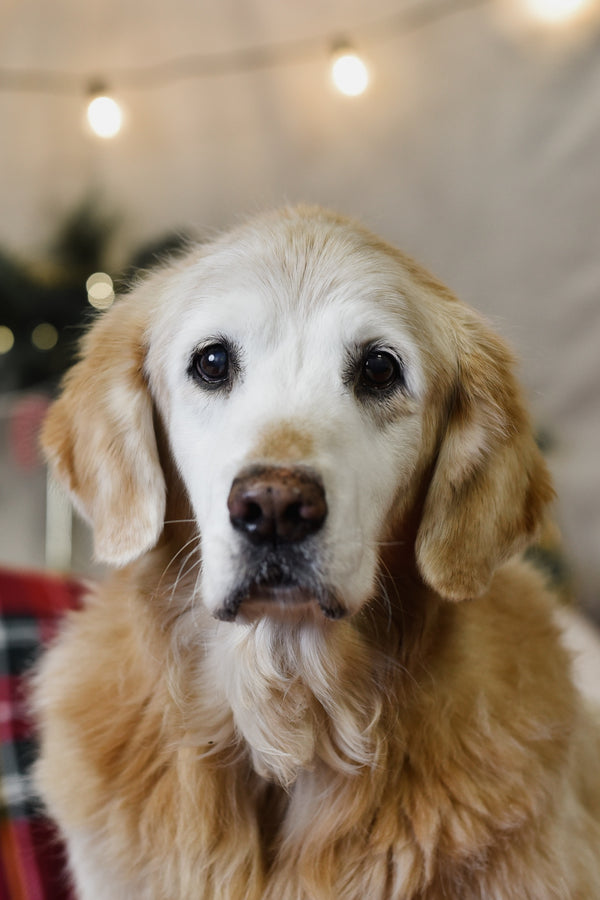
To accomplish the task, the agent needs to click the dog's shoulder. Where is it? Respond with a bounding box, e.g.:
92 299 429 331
32 562 176 819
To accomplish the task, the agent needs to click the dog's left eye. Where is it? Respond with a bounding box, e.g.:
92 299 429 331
361 350 402 390
191 344 230 385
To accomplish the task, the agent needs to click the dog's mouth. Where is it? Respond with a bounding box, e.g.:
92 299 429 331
215 557 346 623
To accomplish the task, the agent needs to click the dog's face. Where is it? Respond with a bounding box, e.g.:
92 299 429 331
43 207 553 623
145 221 432 622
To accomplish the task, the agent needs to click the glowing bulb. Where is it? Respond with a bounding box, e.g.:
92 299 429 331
526 0 588 21
87 95 123 138
86 272 115 310
331 51 369 97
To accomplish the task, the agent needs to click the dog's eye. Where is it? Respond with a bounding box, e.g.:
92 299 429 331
192 344 230 385
361 350 401 390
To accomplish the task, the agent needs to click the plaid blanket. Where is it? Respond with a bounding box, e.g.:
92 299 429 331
0 567 81 900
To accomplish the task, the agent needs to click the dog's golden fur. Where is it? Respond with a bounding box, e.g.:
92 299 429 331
34 207 600 898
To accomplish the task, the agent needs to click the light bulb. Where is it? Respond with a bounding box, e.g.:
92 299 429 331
526 0 589 21
87 95 123 138
331 50 369 97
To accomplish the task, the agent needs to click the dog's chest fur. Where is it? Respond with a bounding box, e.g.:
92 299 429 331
35 554 600 900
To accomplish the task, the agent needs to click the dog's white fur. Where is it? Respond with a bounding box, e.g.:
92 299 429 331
34 207 600 899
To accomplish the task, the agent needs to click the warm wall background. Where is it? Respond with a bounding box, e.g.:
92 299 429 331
0 0 599 611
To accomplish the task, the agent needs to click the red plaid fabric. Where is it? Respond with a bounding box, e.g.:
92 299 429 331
0 567 82 900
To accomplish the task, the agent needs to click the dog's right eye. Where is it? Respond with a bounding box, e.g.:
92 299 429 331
361 351 400 389
191 343 230 386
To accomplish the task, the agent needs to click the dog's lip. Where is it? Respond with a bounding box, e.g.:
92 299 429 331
238 584 316 621
245 581 311 603
215 579 347 623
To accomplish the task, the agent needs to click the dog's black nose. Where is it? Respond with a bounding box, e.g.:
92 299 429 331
228 466 327 545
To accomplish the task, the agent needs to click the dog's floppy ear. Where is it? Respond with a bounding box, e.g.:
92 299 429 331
42 294 166 566
415 307 554 601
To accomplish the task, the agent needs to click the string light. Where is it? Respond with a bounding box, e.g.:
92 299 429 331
0 0 490 104
0 0 587 137
86 88 123 138
525 0 589 21
331 45 369 96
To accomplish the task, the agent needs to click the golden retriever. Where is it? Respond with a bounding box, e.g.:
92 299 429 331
34 207 600 899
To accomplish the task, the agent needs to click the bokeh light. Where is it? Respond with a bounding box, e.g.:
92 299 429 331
0 326 15 354
31 323 58 351
86 272 115 310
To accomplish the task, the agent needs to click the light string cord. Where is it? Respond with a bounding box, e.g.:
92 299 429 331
0 0 490 95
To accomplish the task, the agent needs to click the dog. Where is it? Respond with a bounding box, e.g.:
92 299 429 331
34 206 600 899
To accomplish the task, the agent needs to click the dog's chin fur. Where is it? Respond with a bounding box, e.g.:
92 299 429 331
190 597 385 786
33 206 600 899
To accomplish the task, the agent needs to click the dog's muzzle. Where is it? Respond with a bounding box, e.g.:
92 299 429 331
216 465 343 621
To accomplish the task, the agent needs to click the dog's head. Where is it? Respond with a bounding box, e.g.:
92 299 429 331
43 207 553 622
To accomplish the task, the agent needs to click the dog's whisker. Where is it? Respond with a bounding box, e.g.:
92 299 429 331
163 517 198 526
154 535 202 612
373 557 398 626
168 547 202 608
187 560 205 621
160 533 202 581
373 540 408 547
